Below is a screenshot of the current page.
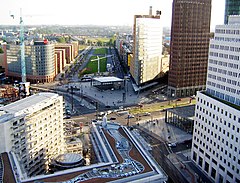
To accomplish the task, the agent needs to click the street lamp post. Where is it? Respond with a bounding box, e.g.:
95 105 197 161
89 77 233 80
70 86 74 112
95 102 99 120
127 115 130 126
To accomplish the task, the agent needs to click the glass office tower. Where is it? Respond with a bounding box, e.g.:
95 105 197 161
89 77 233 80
224 0 240 24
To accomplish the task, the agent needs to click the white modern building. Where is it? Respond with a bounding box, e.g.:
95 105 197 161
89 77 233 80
131 6 162 85
0 92 65 178
191 16 240 183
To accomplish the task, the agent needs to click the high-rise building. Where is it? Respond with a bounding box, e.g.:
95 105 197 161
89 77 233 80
5 40 55 83
191 16 240 183
224 0 240 24
0 92 65 177
168 0 211 97
131 7 162 85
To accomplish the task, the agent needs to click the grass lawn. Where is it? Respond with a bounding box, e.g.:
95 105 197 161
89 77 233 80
80 56 107 75
93 48 107 55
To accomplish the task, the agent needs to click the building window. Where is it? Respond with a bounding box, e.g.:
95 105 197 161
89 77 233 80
219 164 225 171
212 158 217 165
211 167 216 179
204 162 209 173
206 153 210 159
198 156 203 167
193 151 197 161
227 171 233 179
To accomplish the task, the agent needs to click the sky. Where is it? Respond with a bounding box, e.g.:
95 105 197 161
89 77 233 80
1 0 225 29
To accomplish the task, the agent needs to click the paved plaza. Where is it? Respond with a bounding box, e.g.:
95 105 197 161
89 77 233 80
61 80 150 107
139 118 192 144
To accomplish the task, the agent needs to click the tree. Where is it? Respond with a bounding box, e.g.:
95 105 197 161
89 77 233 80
0 47 4 54
57 37 66 43
109 35 116 46
87 40 92 45
210 32 214 39
97 40 103 46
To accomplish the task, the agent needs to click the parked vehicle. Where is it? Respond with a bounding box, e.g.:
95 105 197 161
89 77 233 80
168 143 177 147
143 112 151 116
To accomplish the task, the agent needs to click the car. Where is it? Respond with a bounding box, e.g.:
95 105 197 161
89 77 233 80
143 112 151 116
126 114 134 119
168 143 177 147
66 109 71 115
64 115 71 119
190 95 196 99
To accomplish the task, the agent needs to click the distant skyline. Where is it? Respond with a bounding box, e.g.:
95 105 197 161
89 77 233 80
1 0 225 30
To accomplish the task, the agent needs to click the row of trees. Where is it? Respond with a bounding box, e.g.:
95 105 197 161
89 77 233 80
86 35 116 47
56 36 70 43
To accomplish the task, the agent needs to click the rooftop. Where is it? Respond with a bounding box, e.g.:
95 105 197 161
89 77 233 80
0 93 59 117
2 122 167 183
167 105 195 119
93 76 123 83
55 153 83 165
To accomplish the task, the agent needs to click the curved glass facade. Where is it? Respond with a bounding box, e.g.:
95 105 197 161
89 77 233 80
7 43 55 83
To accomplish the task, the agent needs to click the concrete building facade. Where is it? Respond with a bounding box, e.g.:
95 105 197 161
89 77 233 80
55 48 66 73
132 7 162 85
191 16 240 183
55 49 64 74
71 41 79 58
0 93 65 178
168 0 211 97
55 44 74 64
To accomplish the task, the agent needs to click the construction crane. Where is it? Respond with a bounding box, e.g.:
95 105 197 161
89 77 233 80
10 9 26 83
90 55 113 74
10 9 31 97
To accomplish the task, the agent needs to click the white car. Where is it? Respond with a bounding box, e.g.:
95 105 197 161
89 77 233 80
168 143 177 147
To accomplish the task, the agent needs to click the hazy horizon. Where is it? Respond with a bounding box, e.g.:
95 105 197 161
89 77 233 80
1 0 225 30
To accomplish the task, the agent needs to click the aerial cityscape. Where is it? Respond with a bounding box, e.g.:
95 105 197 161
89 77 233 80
0 0 239 183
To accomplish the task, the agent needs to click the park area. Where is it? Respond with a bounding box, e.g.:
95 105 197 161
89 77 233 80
93 48 107 55
79 56 107 76
78 48 108 76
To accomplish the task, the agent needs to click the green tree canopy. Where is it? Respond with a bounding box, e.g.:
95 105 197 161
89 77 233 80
0 47 4 54
57 37 66 43
97 40 103 46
